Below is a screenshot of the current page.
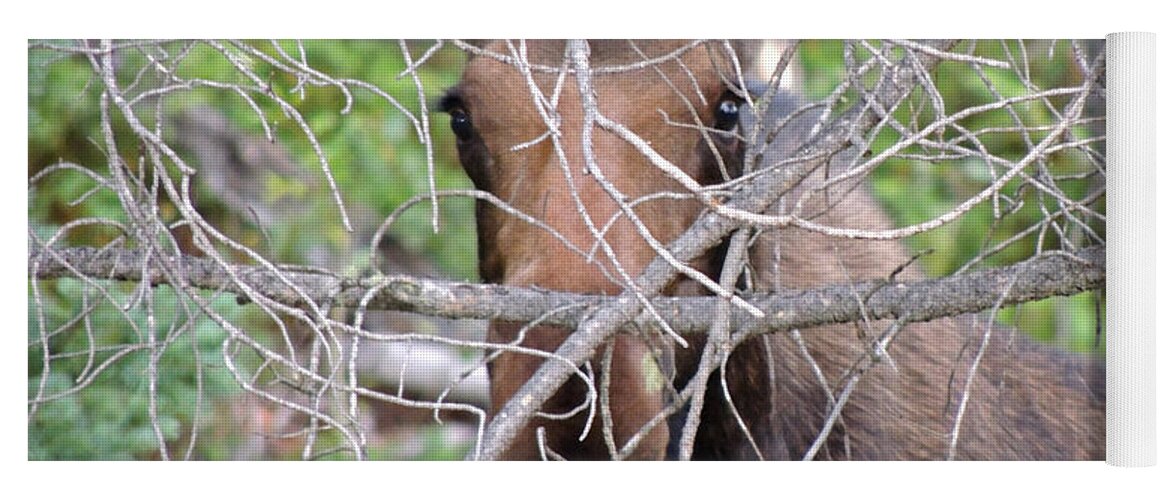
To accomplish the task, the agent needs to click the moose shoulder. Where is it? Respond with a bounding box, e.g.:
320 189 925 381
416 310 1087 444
438 40 1105 460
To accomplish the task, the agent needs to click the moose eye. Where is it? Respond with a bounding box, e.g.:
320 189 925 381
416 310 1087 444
439 89 476 142
449 108 475 142
713 98 740 132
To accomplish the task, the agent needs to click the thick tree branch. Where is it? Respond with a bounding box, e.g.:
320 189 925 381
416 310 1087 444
28 243 1103 348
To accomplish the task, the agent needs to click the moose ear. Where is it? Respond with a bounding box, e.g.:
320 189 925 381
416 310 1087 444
724 40 761 69
703 40 760 93
708 41 759 67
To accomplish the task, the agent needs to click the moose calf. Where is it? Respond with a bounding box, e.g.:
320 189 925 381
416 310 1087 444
438 40 1105 460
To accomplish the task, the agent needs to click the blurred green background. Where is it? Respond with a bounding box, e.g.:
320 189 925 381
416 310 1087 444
28 40 1104 460
798 40 1104 354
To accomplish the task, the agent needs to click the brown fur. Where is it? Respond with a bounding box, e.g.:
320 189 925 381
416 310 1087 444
753 183 1104 459
442 40 1104 460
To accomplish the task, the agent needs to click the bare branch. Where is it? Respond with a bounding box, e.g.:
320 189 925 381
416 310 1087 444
29 39 1106 461
29 244 1104 355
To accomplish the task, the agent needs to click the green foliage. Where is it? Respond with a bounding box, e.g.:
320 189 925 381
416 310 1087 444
799 40 1104 353
29 40 477 278
28 46 104 169
28 281 241 460
28 40 477 459
243 40 478 277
